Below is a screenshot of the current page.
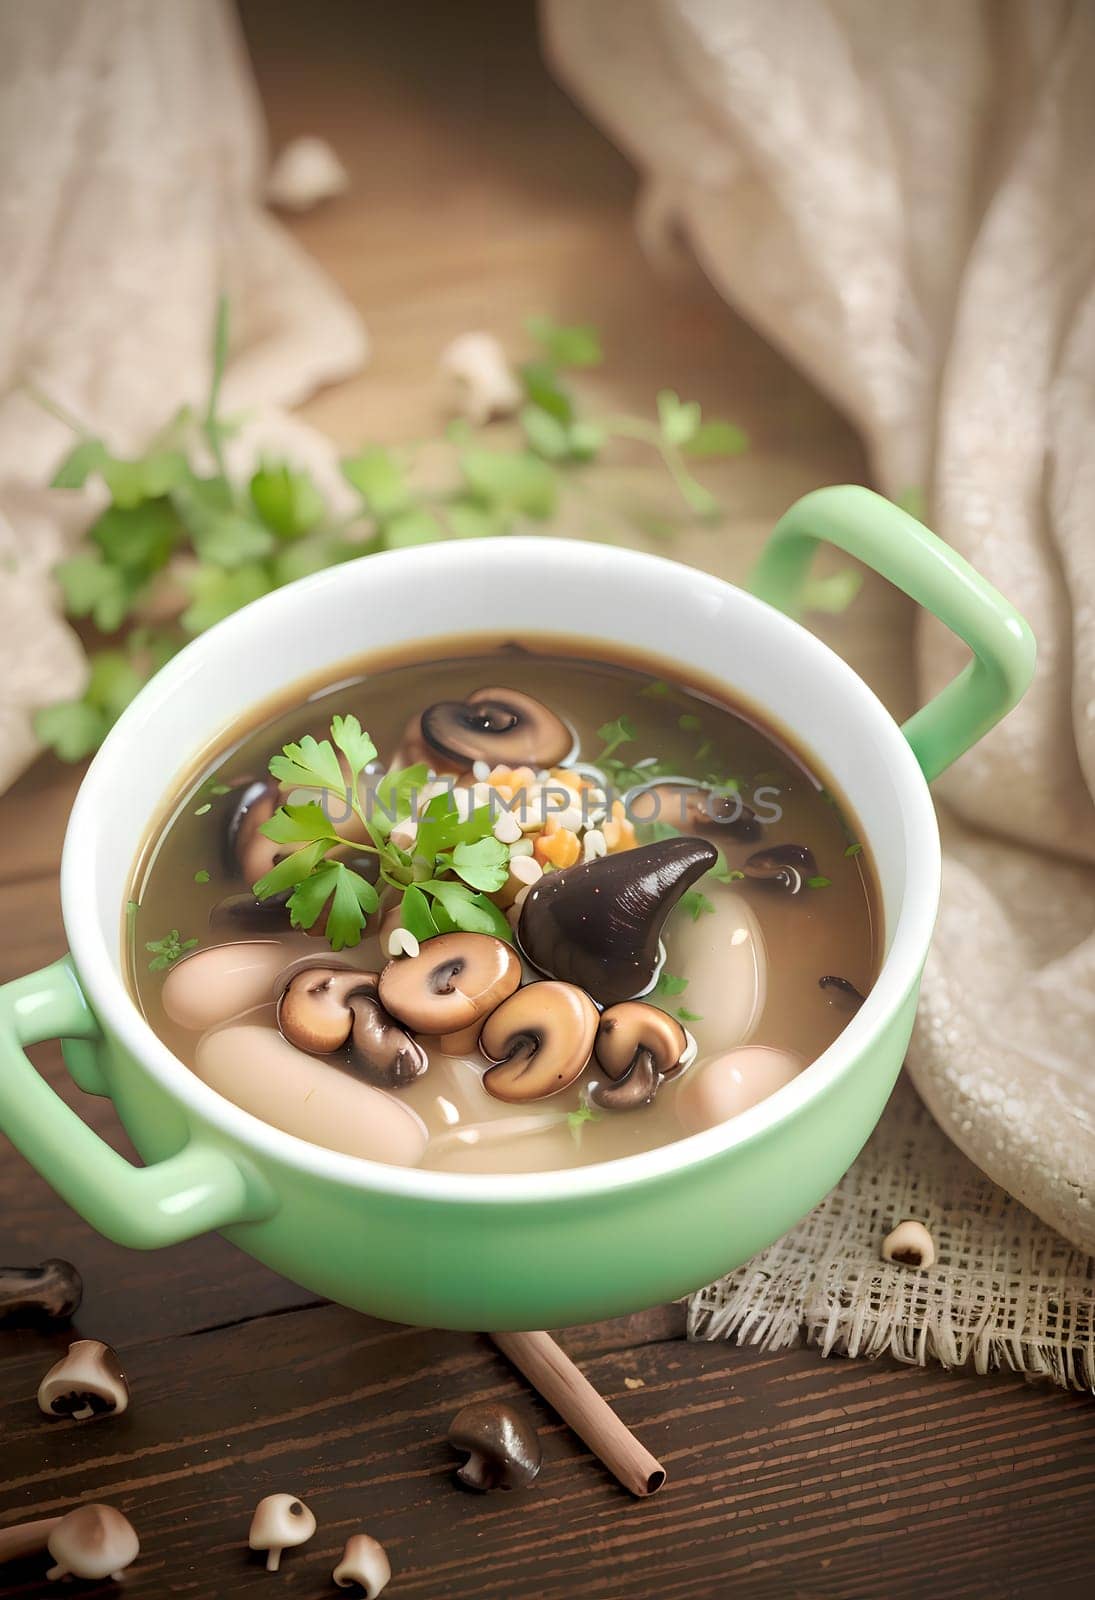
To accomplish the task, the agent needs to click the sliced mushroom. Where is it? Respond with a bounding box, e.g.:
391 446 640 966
333 1533 392 1596
224 776 282 886
626 778 760 842
419 687 572 770
591 1002 689 1111
882 1219 936 1269
0 1260 82 1326
248 1494 315 1572
479 981 598 1103
677 1045 805 1135
278 967 427 1088
209 890 291 934
743 842 816 894
45 1505 139 1583
38 1340 129 1421
378 932 522 1036
194 1026 429 1166
819 974 866 1010
517 836 718 1007
447 1400 542 1491
161 938 316 1032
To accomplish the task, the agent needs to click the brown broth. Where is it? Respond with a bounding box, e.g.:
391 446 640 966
126 636 881 1173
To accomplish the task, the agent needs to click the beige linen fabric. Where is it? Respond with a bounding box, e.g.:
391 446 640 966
545 0 1095 1376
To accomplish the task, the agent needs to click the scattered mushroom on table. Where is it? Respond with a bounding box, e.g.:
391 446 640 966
882 1219 937 1269
0 1259 82 1326
447 1400 543 1492
37 1339 129 1421
248 1493 316 1572
332 1533 392 1596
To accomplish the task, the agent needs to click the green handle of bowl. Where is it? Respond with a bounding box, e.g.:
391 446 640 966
748 485 1036 781
0 956 273 1249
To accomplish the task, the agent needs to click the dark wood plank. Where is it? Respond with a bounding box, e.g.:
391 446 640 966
1 1307 1092 1600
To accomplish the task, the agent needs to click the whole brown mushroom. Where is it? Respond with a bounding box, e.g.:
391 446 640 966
0 1259 82 1327
447 1400 542 1492
591 1001 690 1111
277 967 427 1088
37 1340 129 1421
479 981 598 1103
46 1505 140 1583
419 687 573 770
378 932 521 1037
248 1494 316 1572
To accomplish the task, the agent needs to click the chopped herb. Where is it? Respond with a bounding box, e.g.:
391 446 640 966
807 875 832 889
844 842 862 858
708 855 745 885
654 971 689 998
145 930 198 972
680 889 715 921
640 679 671 699
694 739 713 763
194 802 211 816
207 782 231 796
678 713 702 733
567 1102 602 1147
193 869 210 884
676 1006 703 1023
595 715 637 763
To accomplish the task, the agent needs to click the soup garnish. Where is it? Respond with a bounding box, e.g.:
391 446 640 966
129 639 879 1173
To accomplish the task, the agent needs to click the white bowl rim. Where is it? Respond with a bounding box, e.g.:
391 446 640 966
61 538 940 1205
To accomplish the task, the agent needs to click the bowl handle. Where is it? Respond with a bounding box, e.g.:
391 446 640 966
748 485 1036 781
0 956 275 1249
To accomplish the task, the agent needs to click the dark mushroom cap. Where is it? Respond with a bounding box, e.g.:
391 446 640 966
224 777 282 887
591 1001 688 1112
819 974 866 1010
743 842 817 894
626 778 760 842
37 1340 129 1421
517 836 718 1007
278 967 427 1088
419 687 572 769
479 981 598 1103
378 933 522 1036
447 1400 542 1492
0 1259 82 1327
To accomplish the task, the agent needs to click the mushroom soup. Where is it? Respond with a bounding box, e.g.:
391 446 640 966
127 637 880 1173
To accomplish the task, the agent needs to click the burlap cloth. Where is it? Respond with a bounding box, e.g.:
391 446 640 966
2 2 1093 1386
545 0 1095 1385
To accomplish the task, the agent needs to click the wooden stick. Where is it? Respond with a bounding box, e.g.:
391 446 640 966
489 1329 666 1497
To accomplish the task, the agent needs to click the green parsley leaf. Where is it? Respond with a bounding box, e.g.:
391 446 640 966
521 405 571 461
807 875 832 889
180 562 271 633
101 450 188 508
422 879 513 941
640 679 671 699
676 1006 703 1023
656 390 701 447
384 508 446 548
194 869 210 884
252 838 331 901
399 883 442 942
54 552 133 632
844 842 862 858
145 930 198 973
526 316 603 368
89 499 180 579
596 715 636 761
678 712 702 733
250 462 325 539
519 359 575 423
682 420 749 459
451 835 510 892
51 438 108 489
460 448 557 519
372 762 431 838
445 499 507 540
654 971 689 998
330 714 377 787
680 889 715 921
268 733 346 796
341 447 411 517
260 801 337 846
33 700 108 762
287 860 379 949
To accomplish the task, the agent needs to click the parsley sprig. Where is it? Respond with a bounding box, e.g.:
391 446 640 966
249 716 512 951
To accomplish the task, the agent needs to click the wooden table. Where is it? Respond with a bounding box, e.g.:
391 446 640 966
2 4 1092 1596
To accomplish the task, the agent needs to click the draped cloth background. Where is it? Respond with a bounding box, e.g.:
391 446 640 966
544 0 1095 1374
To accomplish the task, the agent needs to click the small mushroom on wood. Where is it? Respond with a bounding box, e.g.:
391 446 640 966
278 967 427 1088
378 932 521 1037
332 1533 392 1596
447 1400 542 1492
882 1219 936 1269
479 981 598 1103
37 1339 129 1421
0 1259 82 1326
419 687 572 770
45 1505 140 1582
591 1002 690 1111
743 842 816 894
248 1494 316 1572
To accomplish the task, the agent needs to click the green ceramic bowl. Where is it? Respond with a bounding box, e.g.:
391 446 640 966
0 488 1034 1330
